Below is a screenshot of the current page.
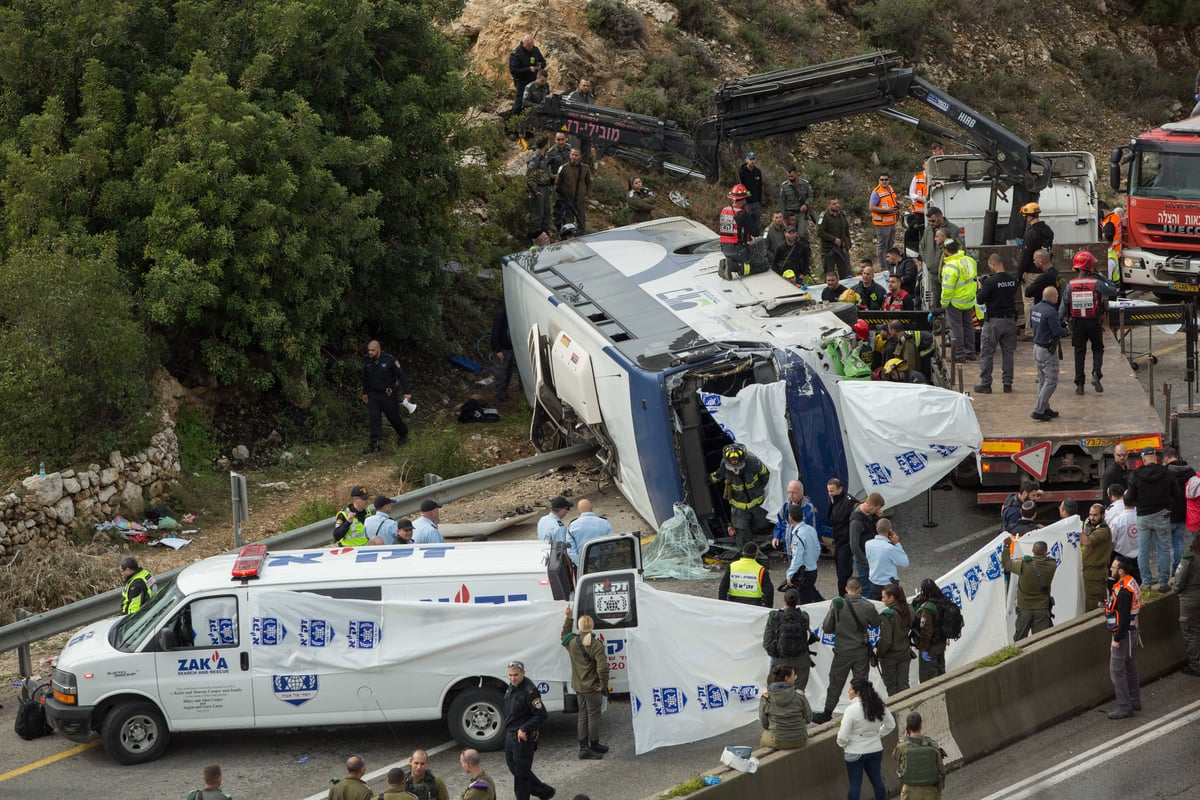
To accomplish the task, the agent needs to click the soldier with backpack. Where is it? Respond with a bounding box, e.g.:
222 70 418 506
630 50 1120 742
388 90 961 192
187 765 232 800
912 579 963 683
892 712 947 799
763 589 818 691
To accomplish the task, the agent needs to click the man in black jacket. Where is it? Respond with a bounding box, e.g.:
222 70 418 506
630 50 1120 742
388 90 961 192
974 253 1019 394
507 35 546 116
504 661 553 800
362 340 412 453
849 493 885 597
827 478 856 596
1101 444 1130 503
1127 448 1184 591
1164 446 1196 575
1017 202 1055 334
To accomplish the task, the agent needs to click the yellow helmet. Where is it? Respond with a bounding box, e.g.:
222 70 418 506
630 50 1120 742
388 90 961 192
884 358 906 373
1020 201 1041 216
722 443 746 462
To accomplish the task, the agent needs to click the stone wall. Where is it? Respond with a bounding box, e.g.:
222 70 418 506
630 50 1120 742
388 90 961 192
0 426 181 557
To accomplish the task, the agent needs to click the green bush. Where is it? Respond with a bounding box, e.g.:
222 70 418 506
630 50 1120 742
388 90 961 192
175 405 220 473
669 0 733 45
1079 46 1189 120
854 0 934 59
284 497 340 531
626 47 719 130
585 0 647 46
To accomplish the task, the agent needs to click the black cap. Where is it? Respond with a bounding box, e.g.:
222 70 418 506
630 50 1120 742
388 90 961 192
350 485 370 499
785 225 797 233
373 495 393 510
550 496 572 510
419 499 442 512
397 519 414 530
1141 447 1159 457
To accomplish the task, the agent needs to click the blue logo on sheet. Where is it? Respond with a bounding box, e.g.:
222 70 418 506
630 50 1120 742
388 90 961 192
697 684 728 710
731 684 759 702
205 617 236 646
929 444 960 458
272 674 319 707
941 582 963 609
346 620 380 649
865 462 892 486
1050 542 1063 566
1067 528 1081 548
896 450 927 476
299 619 333 647
962 565 984 601
652 687 685 715
985 548 1005 581
252 617 286 646
700 393 723 411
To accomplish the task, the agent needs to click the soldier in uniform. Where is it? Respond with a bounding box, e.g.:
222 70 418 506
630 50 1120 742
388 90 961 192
329 755 374 800
458 749 495 800
812 577 880 724
405 749 449 800
381 768 420 800
1081 503 1114 610
362 339 412 453
1004 538 1058 640
892 712 947 799
503 661 553 800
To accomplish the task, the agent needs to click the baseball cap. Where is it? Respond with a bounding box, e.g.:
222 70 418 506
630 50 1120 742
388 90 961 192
745 151 756 160
397 519 414 530
419 499 442 512
350 485 370 499
373 495 393 510
1141 447 1159 457
550 496 572 510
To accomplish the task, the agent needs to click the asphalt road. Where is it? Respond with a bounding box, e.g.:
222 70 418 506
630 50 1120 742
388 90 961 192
3 296 1200 799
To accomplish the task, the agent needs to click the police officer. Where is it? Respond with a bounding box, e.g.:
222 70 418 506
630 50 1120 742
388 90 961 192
458 750 495 800
1061 250 1118 395
717 184 769 280
537 496 572 544
502 661 553 800
362 339 412 454
333 486 372 546
718 543 774 607
892 712 947 799
1030 285 1067 422
974 253 1019 394
119 556 155 615
708 442 770 551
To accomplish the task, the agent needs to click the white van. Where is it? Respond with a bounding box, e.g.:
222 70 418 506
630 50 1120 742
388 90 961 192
46 538 640 764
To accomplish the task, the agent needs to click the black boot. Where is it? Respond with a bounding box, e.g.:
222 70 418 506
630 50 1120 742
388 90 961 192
578 739 602 759
589 740 609 754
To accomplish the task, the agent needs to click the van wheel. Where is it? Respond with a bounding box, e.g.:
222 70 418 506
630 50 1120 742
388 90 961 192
448 687 505 751
102 701 169 764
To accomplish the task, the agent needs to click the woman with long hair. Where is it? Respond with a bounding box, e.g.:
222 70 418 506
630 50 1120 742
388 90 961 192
912 578 948 681
877 582 915 695
562 607 610 759
836 677 896 799
757 663 812 749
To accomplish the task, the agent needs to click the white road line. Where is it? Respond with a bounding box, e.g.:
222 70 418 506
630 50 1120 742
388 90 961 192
975 698 1200 800
298 739 457 800
934 525 1001 553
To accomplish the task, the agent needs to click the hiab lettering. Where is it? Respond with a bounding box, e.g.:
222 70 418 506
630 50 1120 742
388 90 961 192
177 651 230 674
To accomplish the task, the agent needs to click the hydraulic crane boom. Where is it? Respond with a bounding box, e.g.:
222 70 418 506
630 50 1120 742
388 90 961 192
520 51 1051 200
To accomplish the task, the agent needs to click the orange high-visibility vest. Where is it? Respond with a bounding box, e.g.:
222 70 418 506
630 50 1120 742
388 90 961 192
872 184 898 226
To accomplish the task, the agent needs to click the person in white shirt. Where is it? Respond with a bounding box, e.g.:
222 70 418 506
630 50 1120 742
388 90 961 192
1105 483 1141 583
836 677 897 800
412 499 444 544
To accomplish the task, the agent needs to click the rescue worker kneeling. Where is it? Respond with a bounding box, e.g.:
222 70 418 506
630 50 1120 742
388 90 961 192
718 184 770 280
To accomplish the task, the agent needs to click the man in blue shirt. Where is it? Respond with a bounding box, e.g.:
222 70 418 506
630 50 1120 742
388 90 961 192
412 499 444 544
784 503 823 603
1030 285 1068 422
864 519 909 600
365 496 399 545
772 480 819 555
567 498 614 565
538 496 572 544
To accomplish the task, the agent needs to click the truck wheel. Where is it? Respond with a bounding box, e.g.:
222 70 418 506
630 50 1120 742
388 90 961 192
825 301 858 326
448 687 505 751
101 701 169 764
950 458 981 488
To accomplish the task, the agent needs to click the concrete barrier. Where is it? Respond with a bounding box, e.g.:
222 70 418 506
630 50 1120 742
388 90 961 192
657 594 1185 800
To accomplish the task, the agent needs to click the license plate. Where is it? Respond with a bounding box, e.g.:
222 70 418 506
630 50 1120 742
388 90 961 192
1083 437 1114 448
1169 282 1200 293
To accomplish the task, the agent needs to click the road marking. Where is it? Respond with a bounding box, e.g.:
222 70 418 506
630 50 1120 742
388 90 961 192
297 739 457 800
0 740 99 783
934 525 1000 552
975 698 1200 800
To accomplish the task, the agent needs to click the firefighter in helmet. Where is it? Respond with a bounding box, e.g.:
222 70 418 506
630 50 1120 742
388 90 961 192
709 442 770 551
1060 249 1117 395
717 184 770 280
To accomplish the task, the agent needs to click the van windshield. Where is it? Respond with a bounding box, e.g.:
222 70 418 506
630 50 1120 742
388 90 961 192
112 579 181 652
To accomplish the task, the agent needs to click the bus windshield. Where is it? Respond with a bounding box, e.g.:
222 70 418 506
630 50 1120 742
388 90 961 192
112 578 181 651
1130 150 1200 200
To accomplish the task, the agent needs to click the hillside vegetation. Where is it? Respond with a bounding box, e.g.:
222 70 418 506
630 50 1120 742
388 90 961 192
0 0 1197 473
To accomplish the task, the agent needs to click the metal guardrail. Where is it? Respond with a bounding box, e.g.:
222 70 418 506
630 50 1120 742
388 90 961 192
0 443 598 656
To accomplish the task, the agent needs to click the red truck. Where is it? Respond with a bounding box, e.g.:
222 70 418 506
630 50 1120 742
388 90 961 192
1109 116 1200 296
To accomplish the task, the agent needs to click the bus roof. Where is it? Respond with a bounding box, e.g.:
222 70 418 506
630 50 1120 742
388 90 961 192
175 541 551 595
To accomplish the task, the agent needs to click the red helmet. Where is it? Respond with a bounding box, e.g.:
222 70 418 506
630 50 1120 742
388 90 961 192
1072 250 1097 271
727 184 750 200
852 319 870 341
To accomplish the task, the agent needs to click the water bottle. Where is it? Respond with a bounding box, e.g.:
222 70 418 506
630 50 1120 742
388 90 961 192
38 461 46 478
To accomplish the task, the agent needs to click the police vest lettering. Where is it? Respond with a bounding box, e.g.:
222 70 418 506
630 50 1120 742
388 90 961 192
910 172 927 214
899 737 942 786
871 185 898 226
1105 574 1141 631
719 206 739 244
1068 275 1101 318
728 558 764 598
